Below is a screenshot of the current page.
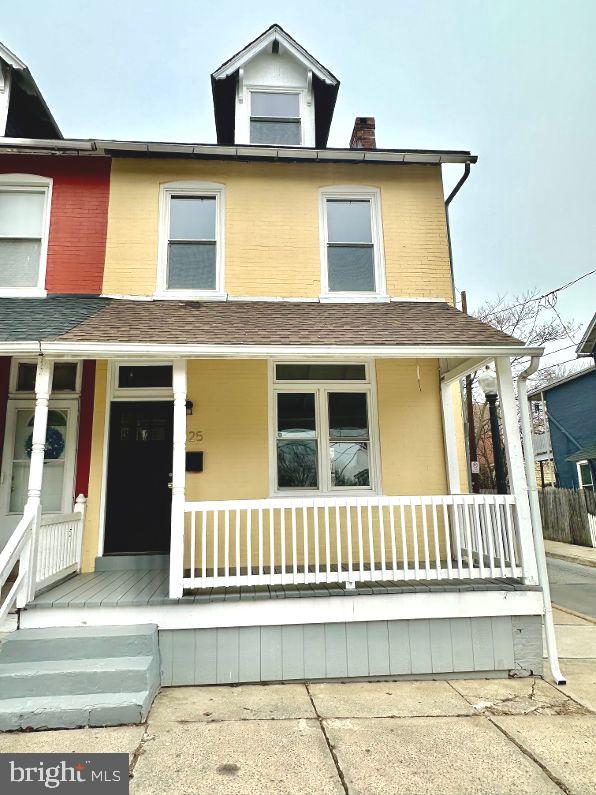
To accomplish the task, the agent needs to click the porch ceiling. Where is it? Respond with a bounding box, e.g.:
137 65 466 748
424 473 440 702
0 297 540 359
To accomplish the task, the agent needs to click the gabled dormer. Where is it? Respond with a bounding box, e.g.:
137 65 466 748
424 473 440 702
211 24 339 148
0 41 61 139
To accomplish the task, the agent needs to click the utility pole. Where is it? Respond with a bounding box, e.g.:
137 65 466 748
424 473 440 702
461 291 480 493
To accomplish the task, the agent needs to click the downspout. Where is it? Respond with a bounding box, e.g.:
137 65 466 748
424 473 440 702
518 357 565 684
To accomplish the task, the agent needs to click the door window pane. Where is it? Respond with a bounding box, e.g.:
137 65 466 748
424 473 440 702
167 242 216 289
169 196 215 240
117 365 173 389
327 246 375 292
251 92 300 118
10 409 67 513
327 200 372 243
250 120 301 145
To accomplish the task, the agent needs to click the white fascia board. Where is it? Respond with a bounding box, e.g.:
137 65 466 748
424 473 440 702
0 43 26 70
0 136 94 151
212 27 337 85
20 589 543 631
7 342 546 360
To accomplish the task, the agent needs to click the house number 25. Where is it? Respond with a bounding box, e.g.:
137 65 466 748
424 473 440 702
188 431 204 442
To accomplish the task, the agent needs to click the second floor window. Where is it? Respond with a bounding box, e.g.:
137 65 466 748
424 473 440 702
320 188 386 298
250 91 301 145
0 176 51 294
158 182 225 296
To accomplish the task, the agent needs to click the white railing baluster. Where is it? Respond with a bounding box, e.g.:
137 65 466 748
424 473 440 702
178 494 526 591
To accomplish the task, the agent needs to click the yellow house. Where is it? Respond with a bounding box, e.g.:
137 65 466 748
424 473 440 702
0 27 559 724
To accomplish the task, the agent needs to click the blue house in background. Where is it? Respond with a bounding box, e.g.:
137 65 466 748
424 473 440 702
528 365 596 489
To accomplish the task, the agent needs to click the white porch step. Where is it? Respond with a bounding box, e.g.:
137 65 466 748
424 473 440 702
0 691 155 731
0 624 160 730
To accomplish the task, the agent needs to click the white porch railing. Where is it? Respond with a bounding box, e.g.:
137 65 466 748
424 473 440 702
181 494 525 591
0 495 86 621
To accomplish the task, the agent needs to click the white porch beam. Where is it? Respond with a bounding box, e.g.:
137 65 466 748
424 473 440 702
441 356 491 385
169 359 187 599
22 356 54 603
495 356 539 585
440 382 461 493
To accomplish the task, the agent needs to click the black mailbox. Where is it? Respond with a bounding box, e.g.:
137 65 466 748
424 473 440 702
186 451 203 472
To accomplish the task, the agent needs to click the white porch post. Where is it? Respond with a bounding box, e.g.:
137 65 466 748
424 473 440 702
21 356 54 603
169 359 187 599
495 356 539 584
440 380 461 494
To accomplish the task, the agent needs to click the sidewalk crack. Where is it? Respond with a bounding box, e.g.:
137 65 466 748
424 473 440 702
305 683 350 795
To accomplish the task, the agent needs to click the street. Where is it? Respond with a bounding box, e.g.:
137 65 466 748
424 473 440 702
547 558 596 619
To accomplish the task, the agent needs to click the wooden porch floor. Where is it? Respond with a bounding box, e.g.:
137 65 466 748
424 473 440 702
27 568 538 611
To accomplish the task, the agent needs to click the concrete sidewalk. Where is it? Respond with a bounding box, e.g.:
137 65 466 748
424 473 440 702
1 608 595 795
545 539 596 568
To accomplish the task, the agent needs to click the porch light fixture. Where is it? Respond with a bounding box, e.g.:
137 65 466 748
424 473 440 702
478 366 507 494
185 400 194 416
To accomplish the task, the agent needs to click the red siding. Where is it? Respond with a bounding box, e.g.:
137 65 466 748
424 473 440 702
75 360 96 498
0 155 111 294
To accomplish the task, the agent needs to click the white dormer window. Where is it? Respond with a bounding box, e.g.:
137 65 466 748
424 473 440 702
250 90 301 145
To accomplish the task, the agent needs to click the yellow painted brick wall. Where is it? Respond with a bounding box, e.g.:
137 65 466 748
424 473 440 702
102 159 453 301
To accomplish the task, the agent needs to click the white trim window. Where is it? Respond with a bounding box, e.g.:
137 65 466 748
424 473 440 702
157 181 225 299
270 362 380 495
577 460 594 490
9 358 80 396
319 187 386 300
249 89 302 146
111 362 173 400
0 174 52 296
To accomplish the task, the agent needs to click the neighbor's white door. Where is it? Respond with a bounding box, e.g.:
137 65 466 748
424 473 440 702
0 399 78 549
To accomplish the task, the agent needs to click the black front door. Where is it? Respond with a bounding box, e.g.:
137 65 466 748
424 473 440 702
104 401 173 554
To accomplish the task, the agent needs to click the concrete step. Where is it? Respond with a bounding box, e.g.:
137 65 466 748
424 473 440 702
0 690 155 731
0 655 158 699
0 624 158 663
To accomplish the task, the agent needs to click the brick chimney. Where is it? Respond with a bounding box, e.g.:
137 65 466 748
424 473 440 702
349 117 376 149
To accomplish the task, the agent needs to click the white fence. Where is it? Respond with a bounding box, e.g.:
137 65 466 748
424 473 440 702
0 496 86 621
181 494 524 591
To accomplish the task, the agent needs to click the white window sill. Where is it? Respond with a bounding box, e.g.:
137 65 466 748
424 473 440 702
319 294 390 304
0 288 47 298
153 291 228 301
270 490 378 499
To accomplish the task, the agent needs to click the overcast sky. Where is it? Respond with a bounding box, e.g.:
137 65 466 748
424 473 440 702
3 0 595 362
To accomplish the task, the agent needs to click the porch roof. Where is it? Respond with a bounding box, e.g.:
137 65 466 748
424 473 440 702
0 297 537 357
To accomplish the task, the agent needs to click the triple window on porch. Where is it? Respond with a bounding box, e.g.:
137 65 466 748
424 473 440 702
273 364 375 493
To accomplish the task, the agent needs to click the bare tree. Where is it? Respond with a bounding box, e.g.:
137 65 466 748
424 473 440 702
468 289 579 489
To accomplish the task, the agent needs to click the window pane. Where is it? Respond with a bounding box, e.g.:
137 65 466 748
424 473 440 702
250 120 301 145
118 365 173 389
327 200 372 243
328 392 369 440
0 191 45 237
277 393 316 438
328 245 375 292
277 440 318 488
251 92 300 118
167 242 216 290
0 240 41 287
169 196 216 240
16 363 37 391
331 442 370 487
276 364 366 381
52 363 78 391
579 463 593 488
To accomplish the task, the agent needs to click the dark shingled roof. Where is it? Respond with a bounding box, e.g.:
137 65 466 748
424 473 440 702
0 298 523 348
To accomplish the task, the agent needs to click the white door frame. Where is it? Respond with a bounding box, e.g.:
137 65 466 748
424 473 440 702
0 397 79 546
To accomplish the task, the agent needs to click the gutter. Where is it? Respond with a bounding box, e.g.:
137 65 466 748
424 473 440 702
517 356 565 684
